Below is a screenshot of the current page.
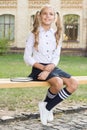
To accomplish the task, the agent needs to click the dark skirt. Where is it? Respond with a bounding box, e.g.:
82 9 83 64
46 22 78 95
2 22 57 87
28 64 71 81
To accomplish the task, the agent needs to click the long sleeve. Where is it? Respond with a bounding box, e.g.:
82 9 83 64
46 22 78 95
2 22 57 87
24 33 37 66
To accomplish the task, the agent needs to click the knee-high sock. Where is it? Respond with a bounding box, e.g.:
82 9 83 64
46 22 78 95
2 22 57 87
46 87 71 111
44 88 57 103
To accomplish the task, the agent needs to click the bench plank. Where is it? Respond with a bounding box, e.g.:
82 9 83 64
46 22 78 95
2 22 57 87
0 79 50 88
0 76 87 89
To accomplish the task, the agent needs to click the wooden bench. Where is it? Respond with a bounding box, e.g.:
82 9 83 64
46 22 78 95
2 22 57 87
0 76 87 89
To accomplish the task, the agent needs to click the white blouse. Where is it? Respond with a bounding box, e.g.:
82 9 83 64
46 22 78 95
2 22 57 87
24 26 62 66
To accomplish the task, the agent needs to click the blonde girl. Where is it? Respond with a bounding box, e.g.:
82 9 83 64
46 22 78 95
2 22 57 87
24 4 78 125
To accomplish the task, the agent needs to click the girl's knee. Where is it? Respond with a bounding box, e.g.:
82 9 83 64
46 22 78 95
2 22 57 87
72 78 78 90
68 77 78 93
52 77 63 91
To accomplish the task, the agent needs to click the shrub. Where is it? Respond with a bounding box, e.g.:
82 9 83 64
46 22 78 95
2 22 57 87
0 38 10 54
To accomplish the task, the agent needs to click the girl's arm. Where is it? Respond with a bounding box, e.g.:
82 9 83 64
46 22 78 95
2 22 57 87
33 62 45 71
24 33 36 66
24 33 45 70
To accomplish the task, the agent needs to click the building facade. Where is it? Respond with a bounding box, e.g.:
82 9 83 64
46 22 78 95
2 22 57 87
0 0 87 54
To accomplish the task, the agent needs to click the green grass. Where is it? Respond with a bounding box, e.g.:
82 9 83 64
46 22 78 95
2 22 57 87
0 54 87 78
0 87 47 111
0 54 87 112
0 85 87 112
0 54 31 78
59 56 87 76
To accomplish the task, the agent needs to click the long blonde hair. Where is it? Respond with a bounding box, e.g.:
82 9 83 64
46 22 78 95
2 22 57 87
32 5 62 50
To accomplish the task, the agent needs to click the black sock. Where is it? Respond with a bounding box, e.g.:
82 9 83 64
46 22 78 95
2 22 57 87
44 88 57 103
46 87 71 111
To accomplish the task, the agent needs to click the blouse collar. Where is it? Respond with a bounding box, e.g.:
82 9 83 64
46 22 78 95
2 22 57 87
39 26 54 33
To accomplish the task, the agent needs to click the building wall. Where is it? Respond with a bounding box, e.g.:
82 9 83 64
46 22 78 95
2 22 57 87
60 0 87 49
0 0 87 49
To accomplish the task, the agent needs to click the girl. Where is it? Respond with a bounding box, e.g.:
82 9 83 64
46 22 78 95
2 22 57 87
24 4 78 125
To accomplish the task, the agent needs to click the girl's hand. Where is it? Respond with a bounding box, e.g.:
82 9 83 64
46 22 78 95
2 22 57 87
38 71 50 80
44 64 55 72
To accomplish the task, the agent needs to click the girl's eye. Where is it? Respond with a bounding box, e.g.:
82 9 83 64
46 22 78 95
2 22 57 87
43 12 47 15
50 13 54 16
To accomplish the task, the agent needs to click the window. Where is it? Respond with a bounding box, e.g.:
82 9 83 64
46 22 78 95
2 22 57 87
0 14 15 40
63 14 80 42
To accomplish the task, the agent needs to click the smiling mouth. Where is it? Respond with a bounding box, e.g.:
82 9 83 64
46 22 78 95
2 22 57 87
45 19 51 21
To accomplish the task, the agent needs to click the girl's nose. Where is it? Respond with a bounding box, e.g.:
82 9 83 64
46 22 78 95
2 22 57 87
46 14 50 17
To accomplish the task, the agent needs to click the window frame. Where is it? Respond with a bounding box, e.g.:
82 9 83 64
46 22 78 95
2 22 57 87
0 14 15 41
63 14 80 43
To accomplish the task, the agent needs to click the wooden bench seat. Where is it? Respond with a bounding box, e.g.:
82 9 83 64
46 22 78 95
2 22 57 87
0 76 87 89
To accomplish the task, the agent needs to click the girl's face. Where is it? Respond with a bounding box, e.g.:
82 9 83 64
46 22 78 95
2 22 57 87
40 7 55 27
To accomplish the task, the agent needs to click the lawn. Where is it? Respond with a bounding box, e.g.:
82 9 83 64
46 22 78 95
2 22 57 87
0 54 87 78
0 54 87 112
0 54 31 78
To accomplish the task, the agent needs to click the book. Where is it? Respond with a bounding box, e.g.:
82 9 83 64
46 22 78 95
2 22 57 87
10 77 33 82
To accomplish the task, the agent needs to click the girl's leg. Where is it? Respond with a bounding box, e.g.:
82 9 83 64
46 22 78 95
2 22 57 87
44 76 63 103
39 77 63 125
39 76 78 125
62 76 78 93
45 76 78 111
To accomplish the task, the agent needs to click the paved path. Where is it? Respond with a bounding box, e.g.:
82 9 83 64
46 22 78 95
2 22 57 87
0 107 87 130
